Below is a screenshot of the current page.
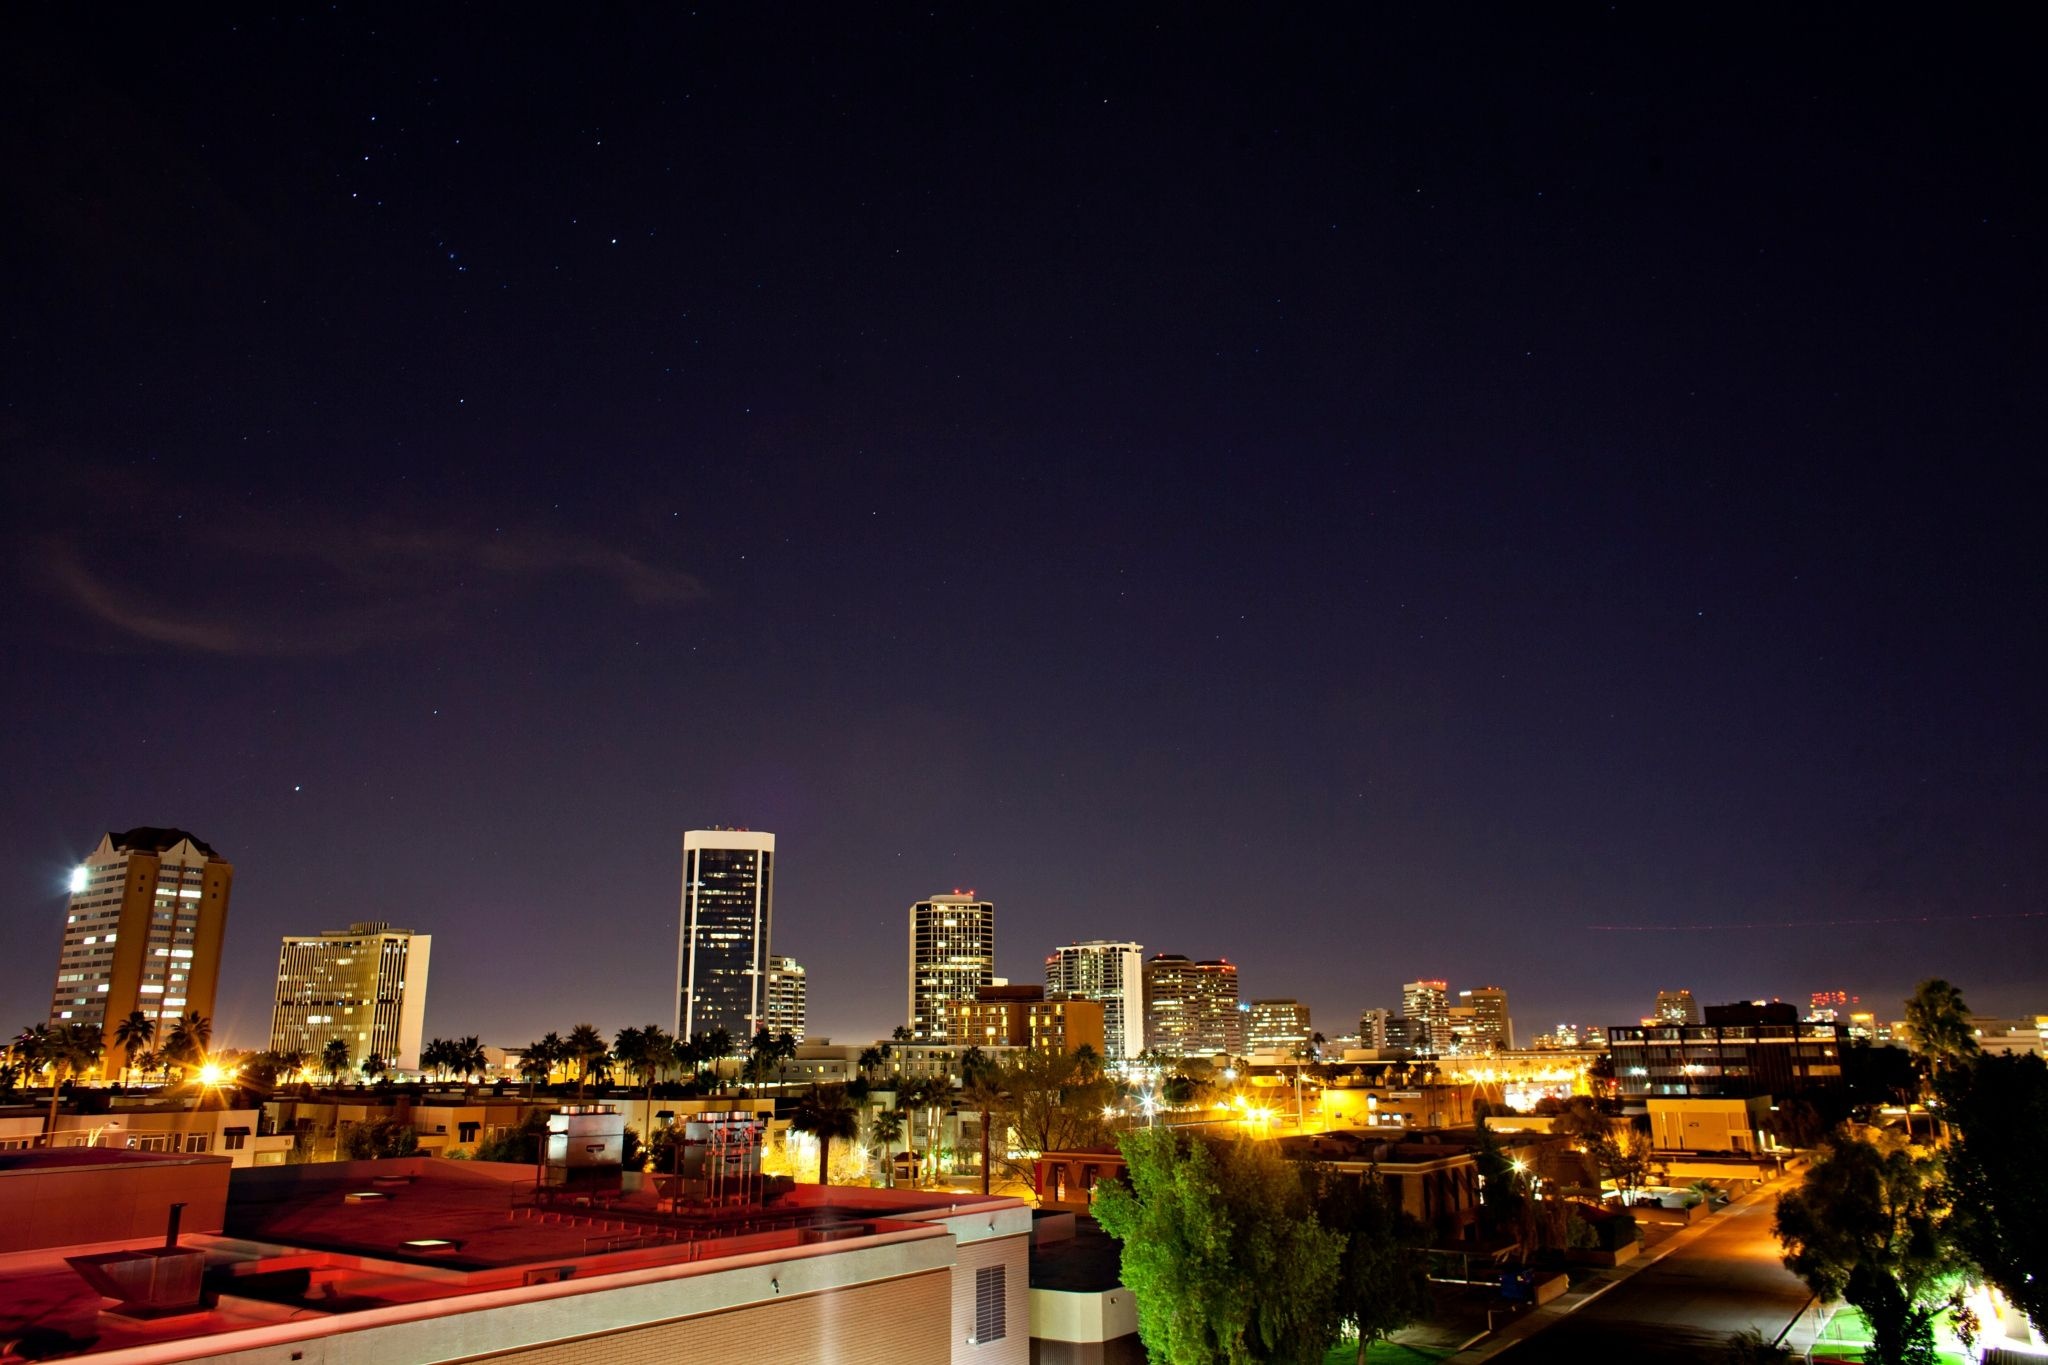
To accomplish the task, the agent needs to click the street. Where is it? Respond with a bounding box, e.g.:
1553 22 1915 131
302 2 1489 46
1488 1192 1813 1363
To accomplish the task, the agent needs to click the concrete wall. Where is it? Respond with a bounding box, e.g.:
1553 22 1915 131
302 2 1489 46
0 1154 230 1253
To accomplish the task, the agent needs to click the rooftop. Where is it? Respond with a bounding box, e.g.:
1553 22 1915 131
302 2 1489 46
0 1159 1022 1362
106 827 219 858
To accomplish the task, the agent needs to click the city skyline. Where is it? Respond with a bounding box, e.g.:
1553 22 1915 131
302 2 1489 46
4 8 2043 1049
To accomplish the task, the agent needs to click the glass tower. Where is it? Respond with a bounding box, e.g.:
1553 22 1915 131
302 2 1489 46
676 830 775 1042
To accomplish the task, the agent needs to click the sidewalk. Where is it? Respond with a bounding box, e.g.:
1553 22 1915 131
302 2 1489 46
1438 1175 1793 1363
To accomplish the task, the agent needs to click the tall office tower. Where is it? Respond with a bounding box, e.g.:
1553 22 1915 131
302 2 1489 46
1359 1007 1392 1048
270 922 432 1072
1653 989 1700 1026
1143 954 1244 1057
51 829 233 1073
676 829 776 1042
1248 999 1313 1053
1143 954 1199 1055
1046 940 1146 1061
1192 960 1246 1056
907 891 995 1042
1459 986 1512 1052
764 955 807 1043
1402 980 1452 1055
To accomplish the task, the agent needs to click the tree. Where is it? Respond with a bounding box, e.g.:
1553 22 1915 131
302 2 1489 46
1775 1131 1960 1365
616 1024 674 1107
1903 979 1978 1082
421 1037 452 1079
1943 1051 2048 1335
1095 1126 1344 1363
456 1035 487 1085
790 1085 861 1185
361 1051 388 1082
112 1010 156 1085
858 1045 884 1082
868 1107 904 1187
342 1115 419 1160
30 1023 104 1140
322 1037 352 1085
163 1012 212 1078
961 1060 1010 1195
1003 1046 1117 1172
566 1023 607 1099
1306 1166 1432 1361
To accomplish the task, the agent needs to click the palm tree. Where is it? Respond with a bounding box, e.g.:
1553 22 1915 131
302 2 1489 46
615 1025 674 1108
959 1061 1010 1195
698 1028 735 1091
535 1031 566 1090
37 1023 103 1142
518 1041 550 1096
420 1037 451 1080
868 1107 904 1188
163 1012 212 1080
113 1011 156 1086
790 1085 861 1185
274 1049 307 1083
362 1052 388 1083
134 1048 163 1083
566 1023 607 1099
322 1037 352 1085
774 1030 798 1089
456 1035 487 1086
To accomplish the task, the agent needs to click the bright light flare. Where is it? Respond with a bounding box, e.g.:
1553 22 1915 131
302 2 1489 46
198 1062 226 1085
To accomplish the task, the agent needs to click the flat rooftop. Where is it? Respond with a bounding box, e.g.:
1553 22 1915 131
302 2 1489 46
1028 1215 1124 1294
0 1159 1023 1361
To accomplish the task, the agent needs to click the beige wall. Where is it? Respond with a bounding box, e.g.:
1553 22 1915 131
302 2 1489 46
0 1154 229 1253
479 1268 952 1364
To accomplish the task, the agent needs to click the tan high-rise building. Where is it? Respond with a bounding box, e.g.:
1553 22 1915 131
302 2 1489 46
51 828 233 1072
269 922 432 1072
764 955 807 1043
1248 999 1312 1054
1143 955 1244 1058
1457 986 1512 1053
1402 979 1451 1056
908 892 995 1042
1654 989 1701 1026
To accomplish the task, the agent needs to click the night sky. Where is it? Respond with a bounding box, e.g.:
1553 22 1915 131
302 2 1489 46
5 7 2043 1052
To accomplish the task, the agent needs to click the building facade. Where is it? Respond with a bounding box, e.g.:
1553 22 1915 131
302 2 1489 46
908 892 995 1042
1402 980 1451 1056
1358 1008 1392 1049
764 955 806 1043
1456 986 1511 1053
1142 955 1243 1058
1653 989 1701 1026
1045 940 1145 1061
1247 999 1312 1054
676 829 776 1042
50 829 233 1073
269 922 432 1071
1608 1003 1847 1100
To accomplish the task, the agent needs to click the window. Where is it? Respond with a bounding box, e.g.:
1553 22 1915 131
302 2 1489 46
973 1265 1006 1343
185 1134 210 1153
224 1130 248 1150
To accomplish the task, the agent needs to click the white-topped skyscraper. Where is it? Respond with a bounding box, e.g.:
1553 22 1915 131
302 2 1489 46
1046 940 1145 1061
675 829 776 1042
908 891 995 1042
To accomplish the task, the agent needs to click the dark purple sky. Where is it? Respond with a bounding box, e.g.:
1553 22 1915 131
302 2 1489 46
4 8 2043 1052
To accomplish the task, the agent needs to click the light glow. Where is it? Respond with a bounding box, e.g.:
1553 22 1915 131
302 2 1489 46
69 866 88 894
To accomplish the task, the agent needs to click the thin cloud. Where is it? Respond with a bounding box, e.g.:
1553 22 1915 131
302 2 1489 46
35 519 707 658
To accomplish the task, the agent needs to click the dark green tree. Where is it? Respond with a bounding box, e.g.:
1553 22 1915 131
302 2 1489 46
1094 1127 1343 1364
1775 1132 1959 1365
321 1037 351 1084
1307 1166 1433 1361
1903 979 1978 1081
789 1084 861 1185
566 1023 607 1098
1943 1051 2048 1334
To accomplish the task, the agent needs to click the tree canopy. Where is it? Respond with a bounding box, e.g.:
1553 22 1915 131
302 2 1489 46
1775 1131 1960 1365
1942 1051 2048 1334
1094 1127 1343 1364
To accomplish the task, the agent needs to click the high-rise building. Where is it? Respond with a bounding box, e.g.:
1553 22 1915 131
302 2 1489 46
908 891 995 1042
51 828 234 1073
676 830 776 1042
764 955 806 1043
1143 955 1243 1057
1046 940 1145 1060
1402 980 1451 1055
1358 1007 1393 1049
1248 999 1312 1054
1653 989 1701 1026
270 922 432 1071
1458 986 1511 1052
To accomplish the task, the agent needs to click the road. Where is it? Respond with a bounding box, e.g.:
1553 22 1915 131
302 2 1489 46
1489 1192 1813 1363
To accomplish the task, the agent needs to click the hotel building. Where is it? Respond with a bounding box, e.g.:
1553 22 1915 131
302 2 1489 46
269 922 432 1072
1045 940 1145 1061
49 828 233 1073
908 892 995 1042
